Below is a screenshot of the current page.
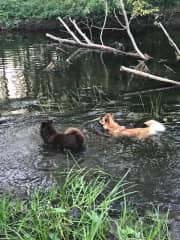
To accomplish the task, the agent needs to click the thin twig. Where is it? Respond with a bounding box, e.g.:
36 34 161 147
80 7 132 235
119 0 149 60
123 85 179 97
100 0 108 46
114 8 125 29
157 21 180 56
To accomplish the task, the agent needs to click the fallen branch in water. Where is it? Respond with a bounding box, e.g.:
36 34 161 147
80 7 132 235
123 85 179 97
120 66 180 86
156 21 180 58
46 24 140 58
46 0 148 60
46 1 152 60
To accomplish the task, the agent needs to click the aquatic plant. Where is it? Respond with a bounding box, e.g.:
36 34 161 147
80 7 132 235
63 82 108 109
0 168 170 240
138 94 164 119
37 82 108 113
149 95 164 119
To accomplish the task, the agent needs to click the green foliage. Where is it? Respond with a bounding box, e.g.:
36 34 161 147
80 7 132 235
149 0 178 8
127 0 159 15
0 169 170 239
0 0 178 27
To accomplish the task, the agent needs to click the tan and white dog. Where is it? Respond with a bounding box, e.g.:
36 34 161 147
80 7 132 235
99 113 165 139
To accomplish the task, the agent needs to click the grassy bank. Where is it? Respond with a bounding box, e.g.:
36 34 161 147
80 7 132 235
0 169 170 239
0 0 180 28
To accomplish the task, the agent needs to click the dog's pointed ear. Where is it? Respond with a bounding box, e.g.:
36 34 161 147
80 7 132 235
104 115 110 123
108 113 114 118
105 113 113 121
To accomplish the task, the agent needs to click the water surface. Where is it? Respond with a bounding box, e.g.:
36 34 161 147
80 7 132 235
0 31 180 220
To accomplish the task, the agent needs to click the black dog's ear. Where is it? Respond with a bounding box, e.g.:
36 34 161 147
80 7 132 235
40 122 47 128
41 120 53 123
41 120 53 126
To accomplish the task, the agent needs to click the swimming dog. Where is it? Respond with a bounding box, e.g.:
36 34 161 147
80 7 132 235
99 113 165 139
40 120 85 152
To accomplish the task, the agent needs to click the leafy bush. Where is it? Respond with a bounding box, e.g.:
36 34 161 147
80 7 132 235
0 0 178 27
127 0 159 15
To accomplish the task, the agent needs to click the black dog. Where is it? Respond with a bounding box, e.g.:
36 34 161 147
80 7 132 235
40 120 85 152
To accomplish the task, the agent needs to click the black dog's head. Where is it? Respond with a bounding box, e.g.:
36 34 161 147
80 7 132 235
40 120 56 143
40 120 53 129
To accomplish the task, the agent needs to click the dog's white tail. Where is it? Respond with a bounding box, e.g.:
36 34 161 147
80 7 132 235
144 120 166 132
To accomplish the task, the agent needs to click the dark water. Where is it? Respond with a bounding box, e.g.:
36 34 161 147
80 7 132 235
0 30 180 226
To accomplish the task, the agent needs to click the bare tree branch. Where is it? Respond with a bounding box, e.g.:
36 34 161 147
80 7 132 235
119 0 149 60
120 66 180 86
69 17 93 44
100 0 108 46
126 61 149 90
156 21 180 57
123 85 179 97
100 52 109 87
46 14 149 59
46 31 141 58
58 17 82 44
66 48 90 63
46 33 76 44
114 8 125 29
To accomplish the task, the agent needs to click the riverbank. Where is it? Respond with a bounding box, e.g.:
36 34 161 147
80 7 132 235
1 11 180 36
0 11 180 35
0 168 170 239
1 0 180 32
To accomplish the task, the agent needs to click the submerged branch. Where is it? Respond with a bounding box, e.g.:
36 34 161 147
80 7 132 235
123 85 179 97
120 66 180 86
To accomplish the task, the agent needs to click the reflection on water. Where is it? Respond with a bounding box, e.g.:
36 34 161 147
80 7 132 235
1 31 180 104
0 31 180 220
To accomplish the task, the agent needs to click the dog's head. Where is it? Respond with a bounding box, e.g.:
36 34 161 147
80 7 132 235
99 113 114 129
40 120 53 130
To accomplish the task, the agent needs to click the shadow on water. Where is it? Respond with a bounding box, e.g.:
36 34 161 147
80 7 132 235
0 31 180 235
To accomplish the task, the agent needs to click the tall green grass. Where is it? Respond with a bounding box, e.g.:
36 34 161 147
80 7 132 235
37 81 108 114
0 169 170 240
139 94 164 119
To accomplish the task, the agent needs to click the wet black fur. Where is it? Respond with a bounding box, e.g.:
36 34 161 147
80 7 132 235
40 120 85 153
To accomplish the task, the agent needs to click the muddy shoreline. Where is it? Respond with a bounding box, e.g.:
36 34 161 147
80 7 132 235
1 11 180 33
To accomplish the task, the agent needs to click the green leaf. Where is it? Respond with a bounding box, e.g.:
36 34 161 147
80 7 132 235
52 207 66 214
